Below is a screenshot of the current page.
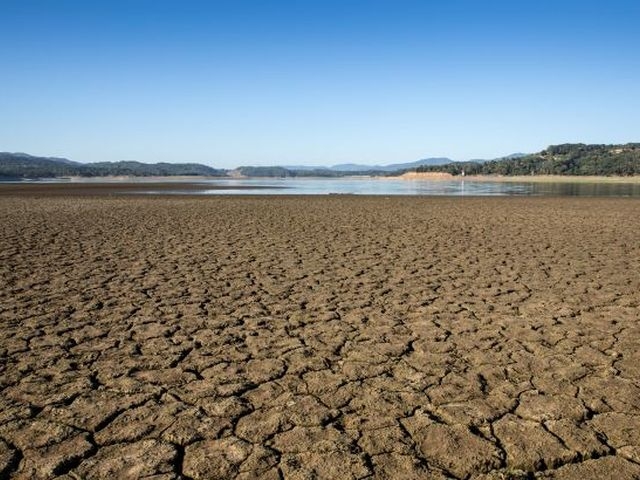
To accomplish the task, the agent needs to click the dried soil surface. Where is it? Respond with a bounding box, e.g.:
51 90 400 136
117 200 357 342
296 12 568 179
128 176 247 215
1 186 640 479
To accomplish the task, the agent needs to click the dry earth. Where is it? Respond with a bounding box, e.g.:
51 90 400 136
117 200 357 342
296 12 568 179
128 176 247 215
1 185 640 479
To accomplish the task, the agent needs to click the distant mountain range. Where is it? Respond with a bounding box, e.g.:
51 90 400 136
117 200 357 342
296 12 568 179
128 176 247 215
274 157 452 173
0 153 465 179
234 155 529 177
2 146 639 179
329 157 453 172
0 152 225 179
236 157 455 178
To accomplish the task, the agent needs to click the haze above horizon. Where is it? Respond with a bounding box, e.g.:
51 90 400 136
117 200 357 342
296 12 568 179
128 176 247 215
1 0 639 169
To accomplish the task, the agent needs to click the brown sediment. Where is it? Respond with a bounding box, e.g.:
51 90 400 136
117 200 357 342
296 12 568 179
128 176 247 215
0 182 275 197
1 186 640 479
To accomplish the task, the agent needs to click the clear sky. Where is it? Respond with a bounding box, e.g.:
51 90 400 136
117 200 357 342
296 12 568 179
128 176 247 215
1 0 639 168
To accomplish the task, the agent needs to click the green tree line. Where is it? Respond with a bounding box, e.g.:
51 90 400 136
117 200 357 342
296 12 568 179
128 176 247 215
416 144 640 176
0 153 225 179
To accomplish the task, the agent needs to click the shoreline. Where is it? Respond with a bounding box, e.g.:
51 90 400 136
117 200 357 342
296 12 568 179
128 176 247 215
397 172 640 183
0 181 280 197
4 173 640 185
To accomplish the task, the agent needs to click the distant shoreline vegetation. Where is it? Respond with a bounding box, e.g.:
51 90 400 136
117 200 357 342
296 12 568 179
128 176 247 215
1 144 639 180
0 153 226 180
415 144 640 177
233 166 398 178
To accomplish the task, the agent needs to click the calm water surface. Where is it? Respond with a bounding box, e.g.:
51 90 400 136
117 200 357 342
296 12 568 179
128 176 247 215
187 178 640 197
7 177 640 197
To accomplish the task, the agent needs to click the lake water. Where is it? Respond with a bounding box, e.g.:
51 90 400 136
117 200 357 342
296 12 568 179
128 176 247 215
5 177 640 197
181 177 640 197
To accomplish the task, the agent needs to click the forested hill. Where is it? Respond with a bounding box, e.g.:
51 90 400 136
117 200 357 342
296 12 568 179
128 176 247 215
416 144 640 176
0 153 225 179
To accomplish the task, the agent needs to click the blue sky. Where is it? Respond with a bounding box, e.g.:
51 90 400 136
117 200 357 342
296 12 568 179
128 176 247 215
1 0 639 168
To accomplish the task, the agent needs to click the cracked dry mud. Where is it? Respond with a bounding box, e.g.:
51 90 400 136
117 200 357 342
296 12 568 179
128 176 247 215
1 190 640 479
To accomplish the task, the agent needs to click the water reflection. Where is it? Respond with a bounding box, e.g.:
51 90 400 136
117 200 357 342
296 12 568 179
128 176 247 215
188 178 640 197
